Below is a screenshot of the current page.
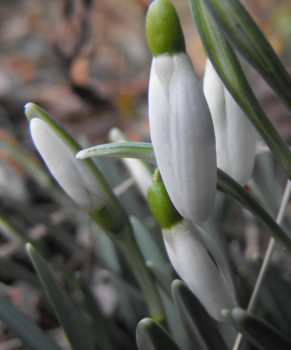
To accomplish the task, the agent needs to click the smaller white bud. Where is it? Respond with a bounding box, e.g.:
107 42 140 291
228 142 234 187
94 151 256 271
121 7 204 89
162 219 237 321
30 118 106 212
203 59 257 185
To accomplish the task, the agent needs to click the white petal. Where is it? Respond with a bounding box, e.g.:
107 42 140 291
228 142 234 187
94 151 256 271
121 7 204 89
30 118 105 211
197 225 236 298
225 88 257 185
163 220 237 321
203 59 231 174
168 53 216 222
148 55 174 194
149 53 216 222
203 59 257 185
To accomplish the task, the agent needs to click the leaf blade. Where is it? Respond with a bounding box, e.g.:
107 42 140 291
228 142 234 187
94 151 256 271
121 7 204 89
0 293 63 350
26 243 96 350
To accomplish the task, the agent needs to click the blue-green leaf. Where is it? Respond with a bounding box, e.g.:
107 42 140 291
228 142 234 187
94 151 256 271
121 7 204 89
136 318 181 350
172 280 228 350
77 142 157 164
26 243 97 350
223 307 291 350
0 293 63 350
79 142 291 256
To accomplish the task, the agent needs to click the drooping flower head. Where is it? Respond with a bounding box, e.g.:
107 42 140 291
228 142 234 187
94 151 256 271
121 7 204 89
203 59 257 185
147 178 237 321
146 0 217 223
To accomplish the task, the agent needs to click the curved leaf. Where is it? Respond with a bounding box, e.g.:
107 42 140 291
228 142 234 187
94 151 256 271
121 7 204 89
136 318 181 350
27 243 97 350
172 280 228 350
79 142 291 256
76 142 157 164
223 307 291 350
0 294 63 350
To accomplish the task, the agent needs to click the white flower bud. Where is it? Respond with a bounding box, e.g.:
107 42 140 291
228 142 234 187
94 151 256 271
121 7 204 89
162 219 237 321
203 59 257 185
30 118 106 212
149 53 217 223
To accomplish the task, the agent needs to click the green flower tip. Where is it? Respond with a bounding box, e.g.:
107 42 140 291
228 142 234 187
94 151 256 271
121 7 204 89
147 180 182 229
146 0 186 56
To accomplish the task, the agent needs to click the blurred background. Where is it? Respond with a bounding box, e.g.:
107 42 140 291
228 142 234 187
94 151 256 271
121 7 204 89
0 0 290 146
0 0 291 349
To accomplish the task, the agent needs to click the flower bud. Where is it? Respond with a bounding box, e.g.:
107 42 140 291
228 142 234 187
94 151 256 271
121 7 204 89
163 219 237 321
26 103 128 234
148 52 217 222
147 178 237 321
146 1 216 223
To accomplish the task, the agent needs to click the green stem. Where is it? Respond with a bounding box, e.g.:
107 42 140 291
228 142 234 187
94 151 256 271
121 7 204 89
115 225 165 323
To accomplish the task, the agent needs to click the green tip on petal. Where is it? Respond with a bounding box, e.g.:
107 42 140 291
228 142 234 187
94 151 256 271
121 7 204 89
146 0 186 56
147 180 182 229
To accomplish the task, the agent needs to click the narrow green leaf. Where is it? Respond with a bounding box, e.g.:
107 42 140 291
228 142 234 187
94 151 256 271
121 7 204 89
86 142 291 256
78 142 291 255
76 142 157 164
136 318 181 350
172 280 228 350
223 307 291 350
188 0 291 178
0 293 63 350
26 243 96 350
200 0 291 111
109 128 154 175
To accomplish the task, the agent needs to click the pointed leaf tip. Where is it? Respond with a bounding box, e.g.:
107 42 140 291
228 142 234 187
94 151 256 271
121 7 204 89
24 102 37 121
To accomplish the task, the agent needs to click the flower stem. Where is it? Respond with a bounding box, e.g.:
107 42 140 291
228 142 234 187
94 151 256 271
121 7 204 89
232 179 291 350
115 224 165 323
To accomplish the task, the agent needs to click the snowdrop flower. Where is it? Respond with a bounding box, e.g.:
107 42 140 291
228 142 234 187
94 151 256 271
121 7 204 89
146 0 217 223
147 179 237 321
203 59 257 185
25 103 127 234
